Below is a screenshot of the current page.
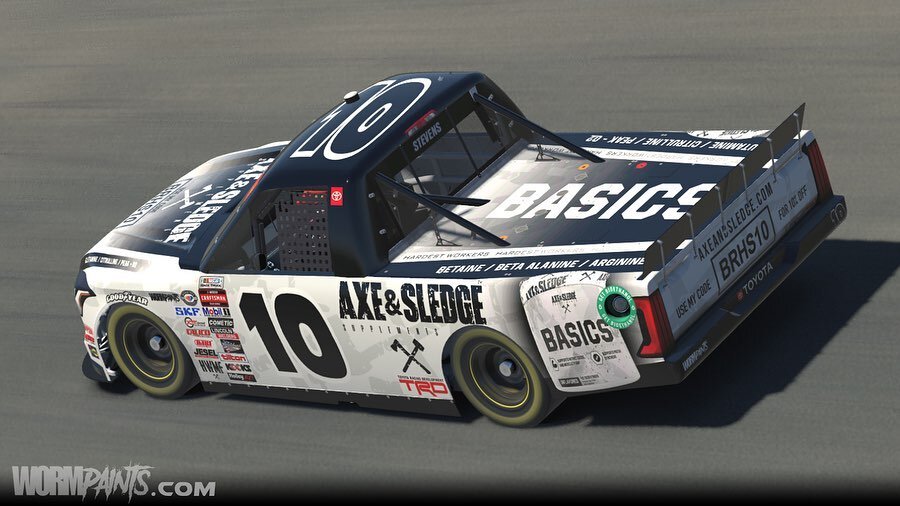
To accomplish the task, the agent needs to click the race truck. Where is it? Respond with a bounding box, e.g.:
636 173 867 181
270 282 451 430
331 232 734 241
76 72 846 427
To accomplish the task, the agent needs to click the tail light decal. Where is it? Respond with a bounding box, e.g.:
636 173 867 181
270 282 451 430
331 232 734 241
634 291 674 358
805 140 833 203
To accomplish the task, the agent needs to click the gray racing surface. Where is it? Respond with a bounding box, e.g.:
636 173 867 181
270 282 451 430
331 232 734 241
2 0 898 497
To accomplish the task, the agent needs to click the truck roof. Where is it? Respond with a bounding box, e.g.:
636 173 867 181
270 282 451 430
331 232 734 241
254 71 508 192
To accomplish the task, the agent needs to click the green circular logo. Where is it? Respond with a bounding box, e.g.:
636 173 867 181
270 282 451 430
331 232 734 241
597 285 637 329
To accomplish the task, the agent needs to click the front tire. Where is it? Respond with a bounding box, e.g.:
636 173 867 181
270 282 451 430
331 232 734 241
107 304 198 398
450 328 554 427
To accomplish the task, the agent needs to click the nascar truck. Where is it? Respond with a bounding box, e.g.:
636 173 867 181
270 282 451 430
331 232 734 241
76 72 846 426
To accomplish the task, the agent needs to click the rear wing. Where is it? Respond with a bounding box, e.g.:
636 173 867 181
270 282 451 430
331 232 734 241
639 104 807 278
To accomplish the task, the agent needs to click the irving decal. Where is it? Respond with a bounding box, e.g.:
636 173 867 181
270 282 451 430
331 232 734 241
339 281 486 325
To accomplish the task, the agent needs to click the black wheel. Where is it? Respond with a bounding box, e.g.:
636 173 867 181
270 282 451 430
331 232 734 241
450 328 555 427
107 304 198 398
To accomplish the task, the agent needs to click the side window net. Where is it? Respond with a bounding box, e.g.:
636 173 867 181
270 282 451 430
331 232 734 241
275 189 332 273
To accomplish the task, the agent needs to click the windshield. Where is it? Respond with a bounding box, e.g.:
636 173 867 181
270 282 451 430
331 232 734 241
373 94 520 247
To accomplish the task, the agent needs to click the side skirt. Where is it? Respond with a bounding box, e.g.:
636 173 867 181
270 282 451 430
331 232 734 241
202 382 461 417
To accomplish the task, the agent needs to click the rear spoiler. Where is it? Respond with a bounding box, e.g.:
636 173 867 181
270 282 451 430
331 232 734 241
639 104 806 278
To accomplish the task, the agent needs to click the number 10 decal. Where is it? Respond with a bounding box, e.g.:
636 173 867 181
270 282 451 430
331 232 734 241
240 292 348 379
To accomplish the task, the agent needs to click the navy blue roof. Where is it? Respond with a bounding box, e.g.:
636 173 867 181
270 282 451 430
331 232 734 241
255 71 490 192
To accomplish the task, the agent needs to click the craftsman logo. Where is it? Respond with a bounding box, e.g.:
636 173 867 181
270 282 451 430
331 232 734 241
330 187 343 206
485 182 715 221
199 289 228 307
339 281 486 324
540 319 614 352
106 291 148 306
391 339 429 374
399 378 449 397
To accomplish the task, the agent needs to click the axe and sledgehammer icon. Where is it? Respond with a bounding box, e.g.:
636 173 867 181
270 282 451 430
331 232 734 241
390 338 430 374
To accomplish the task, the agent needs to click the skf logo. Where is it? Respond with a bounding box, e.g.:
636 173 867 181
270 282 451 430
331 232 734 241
330 187 343 206
399 378 449 398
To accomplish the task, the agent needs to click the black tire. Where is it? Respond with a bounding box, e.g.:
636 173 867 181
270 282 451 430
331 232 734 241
107 304 198 398
450 328 554 427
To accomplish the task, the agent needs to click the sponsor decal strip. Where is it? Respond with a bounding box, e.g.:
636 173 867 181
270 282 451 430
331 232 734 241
392 241 675 263
541 144 745 167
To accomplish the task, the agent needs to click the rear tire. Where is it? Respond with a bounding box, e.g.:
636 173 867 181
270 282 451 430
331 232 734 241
450 328 554 427
107 304 198 399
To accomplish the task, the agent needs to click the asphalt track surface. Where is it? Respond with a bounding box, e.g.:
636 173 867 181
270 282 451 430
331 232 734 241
2 0 899 499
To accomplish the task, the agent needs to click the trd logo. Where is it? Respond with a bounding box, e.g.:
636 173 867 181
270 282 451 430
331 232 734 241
399 379 449 397
175 307 201 317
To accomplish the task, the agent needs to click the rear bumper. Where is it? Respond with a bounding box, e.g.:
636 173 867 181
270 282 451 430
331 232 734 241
590 193 847 393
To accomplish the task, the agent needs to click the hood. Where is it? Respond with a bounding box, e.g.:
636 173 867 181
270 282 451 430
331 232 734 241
97 142 286 268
